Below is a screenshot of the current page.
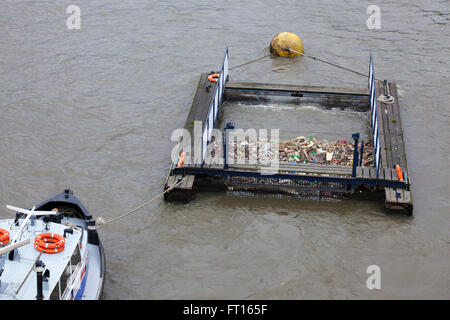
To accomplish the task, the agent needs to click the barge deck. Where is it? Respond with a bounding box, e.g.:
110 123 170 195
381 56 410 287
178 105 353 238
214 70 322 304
164 49 413 215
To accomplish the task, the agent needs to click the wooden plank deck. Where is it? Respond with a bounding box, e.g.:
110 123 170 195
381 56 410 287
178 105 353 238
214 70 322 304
166 175 194 190
164 175 196 202
356 166 396 181
184 73 218 136
373 81 412 213
353 166 408 183
384 187 413 215
165 73 218 201
375 81 408 172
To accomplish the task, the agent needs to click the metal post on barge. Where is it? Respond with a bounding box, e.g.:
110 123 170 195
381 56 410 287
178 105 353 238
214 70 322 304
223 122 235 169
352 133 360 178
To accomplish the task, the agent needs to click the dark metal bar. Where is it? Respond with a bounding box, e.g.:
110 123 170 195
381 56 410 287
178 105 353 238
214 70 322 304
359 141 364 166
225 88 369 99
223 122 235 169
173 167 408 189
352 133 360 178
384 80 391 99
35 260 45 300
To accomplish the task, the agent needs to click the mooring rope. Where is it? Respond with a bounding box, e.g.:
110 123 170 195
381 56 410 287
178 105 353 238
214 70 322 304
229 54 272 71
94 178 184 228
377 94 395 104
228 48 382 82
15 252 43 295
287 48 382 81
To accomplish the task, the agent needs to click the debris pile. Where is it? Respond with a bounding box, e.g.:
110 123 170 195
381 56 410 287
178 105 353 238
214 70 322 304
279 136 374 166
211 135 374 166
228 139 275 162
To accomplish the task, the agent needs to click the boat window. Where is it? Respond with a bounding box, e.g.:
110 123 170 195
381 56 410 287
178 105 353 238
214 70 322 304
59 245 82 299
71 244 81 266
49 281 60 300
60 261 71 294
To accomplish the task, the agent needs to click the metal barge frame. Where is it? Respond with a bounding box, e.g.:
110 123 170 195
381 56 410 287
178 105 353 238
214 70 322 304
164 48 413 215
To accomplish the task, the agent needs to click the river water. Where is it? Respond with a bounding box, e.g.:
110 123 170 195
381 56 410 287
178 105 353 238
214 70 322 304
0 0 448 299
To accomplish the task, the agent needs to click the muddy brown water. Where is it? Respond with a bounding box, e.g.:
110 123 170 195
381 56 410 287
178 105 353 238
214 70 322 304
0 0 449 299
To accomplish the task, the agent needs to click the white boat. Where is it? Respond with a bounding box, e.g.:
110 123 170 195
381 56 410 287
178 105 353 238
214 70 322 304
0 189 105 300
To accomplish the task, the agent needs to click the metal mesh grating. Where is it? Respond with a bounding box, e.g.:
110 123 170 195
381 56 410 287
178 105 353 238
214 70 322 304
226 175 351 200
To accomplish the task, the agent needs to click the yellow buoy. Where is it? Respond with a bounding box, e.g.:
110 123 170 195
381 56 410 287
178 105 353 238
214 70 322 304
270 32 304 57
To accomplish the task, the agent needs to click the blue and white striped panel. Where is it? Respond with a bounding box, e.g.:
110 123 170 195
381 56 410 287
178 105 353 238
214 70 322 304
373 111 378 142
372 99 378 134
368 54 374 92
370 88 376 127
222 48 228 87
373 118 381 174
214 88 219 120
375 142 381 176
218 74 223 102
370 86 376 126
369 54 375 124
368 54 382 177
202 125 208 159
208 107 213 139
201 48 229 162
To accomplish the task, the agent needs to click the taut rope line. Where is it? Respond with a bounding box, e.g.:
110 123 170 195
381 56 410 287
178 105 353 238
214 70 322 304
94 178 184 228
288 48 382 81
228 48 382 82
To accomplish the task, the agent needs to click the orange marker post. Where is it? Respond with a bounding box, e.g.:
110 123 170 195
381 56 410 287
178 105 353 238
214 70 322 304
178 152 186 167
395 165 403 181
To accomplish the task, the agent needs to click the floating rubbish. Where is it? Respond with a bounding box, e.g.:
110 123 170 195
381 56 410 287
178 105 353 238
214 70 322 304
211 134 374 166
279 136 374 166
326 152 333 161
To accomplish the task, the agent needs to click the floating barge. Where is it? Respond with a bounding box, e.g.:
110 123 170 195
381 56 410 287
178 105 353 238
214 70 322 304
164 49 413 215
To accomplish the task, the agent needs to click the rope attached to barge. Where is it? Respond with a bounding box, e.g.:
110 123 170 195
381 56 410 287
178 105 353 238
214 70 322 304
93 178 184 229
287 48 383 81
227 48 382 82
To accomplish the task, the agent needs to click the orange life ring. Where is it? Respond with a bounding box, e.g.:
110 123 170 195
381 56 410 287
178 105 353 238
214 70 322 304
208 73 219 83
0 228 10 245
34 233 65 253
34 244 65 254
